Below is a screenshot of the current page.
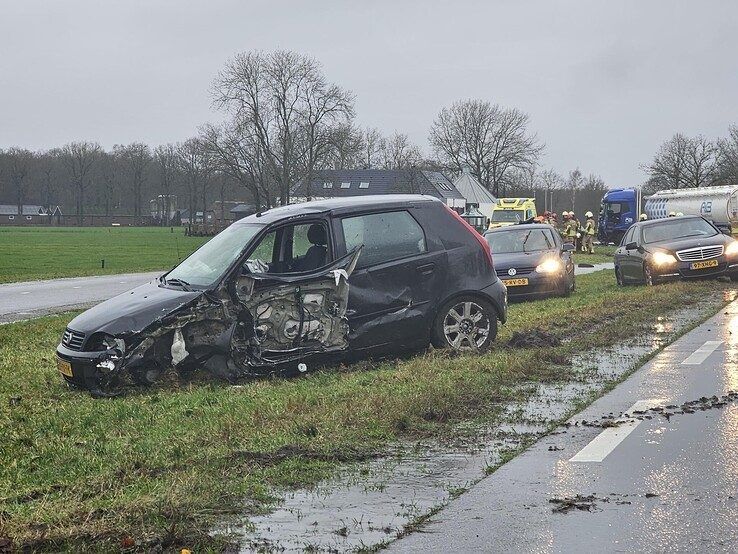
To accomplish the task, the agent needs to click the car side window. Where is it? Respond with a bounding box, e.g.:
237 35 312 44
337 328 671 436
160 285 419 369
243 221 331 274
342 211 426 268
245 230 276 272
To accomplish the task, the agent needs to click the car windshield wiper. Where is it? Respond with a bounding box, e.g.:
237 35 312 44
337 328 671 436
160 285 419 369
164 278 193 291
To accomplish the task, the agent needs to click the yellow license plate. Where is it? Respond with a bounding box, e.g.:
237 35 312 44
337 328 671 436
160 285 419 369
57 357 73 377
503 278 529 287
690 259 719 270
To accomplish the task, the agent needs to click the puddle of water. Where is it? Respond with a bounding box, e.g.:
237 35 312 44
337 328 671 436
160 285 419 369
220 296 726 552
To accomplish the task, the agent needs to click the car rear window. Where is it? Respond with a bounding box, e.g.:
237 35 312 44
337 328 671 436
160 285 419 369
342 211 426 268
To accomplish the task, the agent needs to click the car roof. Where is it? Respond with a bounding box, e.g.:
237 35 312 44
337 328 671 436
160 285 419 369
484 223 557 234
636 215 703 228
233 194 441 225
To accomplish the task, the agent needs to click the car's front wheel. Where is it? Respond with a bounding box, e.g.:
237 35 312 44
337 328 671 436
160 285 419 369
615 266 624 286
431 296 497 353
643 263 657 286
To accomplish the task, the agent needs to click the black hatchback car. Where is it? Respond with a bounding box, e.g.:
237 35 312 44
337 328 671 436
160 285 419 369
484 223 576 299
56 195 508 395
614 215 738 285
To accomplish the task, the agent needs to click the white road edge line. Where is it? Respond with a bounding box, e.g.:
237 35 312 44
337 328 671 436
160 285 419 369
681 340 723 365
569 399 662 463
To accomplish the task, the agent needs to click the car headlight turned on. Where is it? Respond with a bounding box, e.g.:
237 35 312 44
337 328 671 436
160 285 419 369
535 258 562 274
651 251 678 266
726 240 738 257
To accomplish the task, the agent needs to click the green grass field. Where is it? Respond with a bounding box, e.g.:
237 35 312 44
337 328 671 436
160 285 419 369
0 227 208 283
0 271 731 551
0 226 616 284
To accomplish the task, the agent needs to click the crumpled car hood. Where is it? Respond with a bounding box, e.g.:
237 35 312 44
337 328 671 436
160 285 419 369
67 280 202 336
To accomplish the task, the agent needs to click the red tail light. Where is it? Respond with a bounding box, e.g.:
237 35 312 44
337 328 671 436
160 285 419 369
444 205 494 269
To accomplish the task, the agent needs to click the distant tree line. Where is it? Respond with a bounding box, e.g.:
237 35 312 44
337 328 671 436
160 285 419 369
0 49 614 222
642 127 738 194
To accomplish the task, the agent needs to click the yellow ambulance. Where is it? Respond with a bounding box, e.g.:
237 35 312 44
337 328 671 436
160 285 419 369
488 198 537 228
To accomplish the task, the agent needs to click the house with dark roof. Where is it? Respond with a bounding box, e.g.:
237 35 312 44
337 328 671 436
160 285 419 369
230 203 258 221
291 169 466 210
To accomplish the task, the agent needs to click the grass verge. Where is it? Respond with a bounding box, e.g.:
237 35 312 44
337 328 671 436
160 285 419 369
0 271 733 551
0 227 207 283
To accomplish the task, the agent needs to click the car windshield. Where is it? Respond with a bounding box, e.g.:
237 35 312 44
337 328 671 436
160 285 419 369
165 223 263 288
491 210 525 223
642 218 718 244
485 228 553 253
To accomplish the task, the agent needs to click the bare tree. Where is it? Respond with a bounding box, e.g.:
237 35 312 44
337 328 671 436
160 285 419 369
716 125 738 186
644 133 716 190
176 138 211 232
363 127 385 169
154 143 179 225
565 168 585 212
539 168 563 212
212 50 354 205
325 123 365 170
381 132 422 169
59 141 102 225
4 147 35 216
684 135 717 188
114 143 152 224
200 122 273 209
429 99 544 196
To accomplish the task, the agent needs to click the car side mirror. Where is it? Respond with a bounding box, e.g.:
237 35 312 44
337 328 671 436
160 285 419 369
562 243 575 252
625 241 638 251
722 228 732 236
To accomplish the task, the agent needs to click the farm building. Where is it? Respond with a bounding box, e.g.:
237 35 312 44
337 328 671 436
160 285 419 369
0 204 63 225
291 169 466 211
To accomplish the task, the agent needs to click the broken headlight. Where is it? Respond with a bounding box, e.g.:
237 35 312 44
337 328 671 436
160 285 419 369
88 333 126 355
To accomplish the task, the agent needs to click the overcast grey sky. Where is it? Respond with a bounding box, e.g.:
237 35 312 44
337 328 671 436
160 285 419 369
1 0 737 187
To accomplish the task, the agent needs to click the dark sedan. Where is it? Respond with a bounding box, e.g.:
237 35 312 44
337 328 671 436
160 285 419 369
614 215 738 286
484 223 575 299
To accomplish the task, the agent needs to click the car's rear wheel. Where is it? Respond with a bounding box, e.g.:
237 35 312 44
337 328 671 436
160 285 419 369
431 296 497 353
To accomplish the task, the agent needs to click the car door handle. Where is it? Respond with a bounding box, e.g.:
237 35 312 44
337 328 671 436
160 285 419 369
416 262 435 275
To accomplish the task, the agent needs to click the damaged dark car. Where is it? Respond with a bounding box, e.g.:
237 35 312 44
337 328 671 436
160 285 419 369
56 195 508 396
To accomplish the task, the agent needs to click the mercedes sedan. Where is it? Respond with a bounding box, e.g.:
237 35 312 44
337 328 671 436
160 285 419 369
484 223 576 300
614 215 738 286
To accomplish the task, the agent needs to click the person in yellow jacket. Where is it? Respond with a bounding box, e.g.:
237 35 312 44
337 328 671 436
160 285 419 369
564 212 578 244
571 212 583 251
583 211 596 254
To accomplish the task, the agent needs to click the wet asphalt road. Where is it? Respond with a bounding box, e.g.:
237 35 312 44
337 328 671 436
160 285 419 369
0 271 163 323
390 300 738 552
0 264 613 325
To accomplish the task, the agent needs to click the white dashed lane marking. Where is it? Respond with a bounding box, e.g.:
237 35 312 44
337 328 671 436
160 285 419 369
569 399 662 463
681 340 723 365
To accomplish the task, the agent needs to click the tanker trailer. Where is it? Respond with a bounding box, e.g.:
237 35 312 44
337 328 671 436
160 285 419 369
644 185 738 234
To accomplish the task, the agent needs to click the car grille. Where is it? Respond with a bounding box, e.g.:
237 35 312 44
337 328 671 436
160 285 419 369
496 266 537 277
675 245 724 262
62 328 85 350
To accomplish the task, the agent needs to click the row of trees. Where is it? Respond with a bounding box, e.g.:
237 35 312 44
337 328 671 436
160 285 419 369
643 127 738 193
1 48 595 222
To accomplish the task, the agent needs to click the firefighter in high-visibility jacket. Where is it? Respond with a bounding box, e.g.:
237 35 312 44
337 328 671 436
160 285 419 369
564 212 577 244
583 211 596 254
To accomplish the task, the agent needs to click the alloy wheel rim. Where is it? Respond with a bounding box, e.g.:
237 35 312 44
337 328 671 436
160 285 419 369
443 301 490 351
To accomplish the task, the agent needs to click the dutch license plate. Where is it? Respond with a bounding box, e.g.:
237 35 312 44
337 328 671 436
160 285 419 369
503 278 529 287
690 259 719 270
56 357 73 377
